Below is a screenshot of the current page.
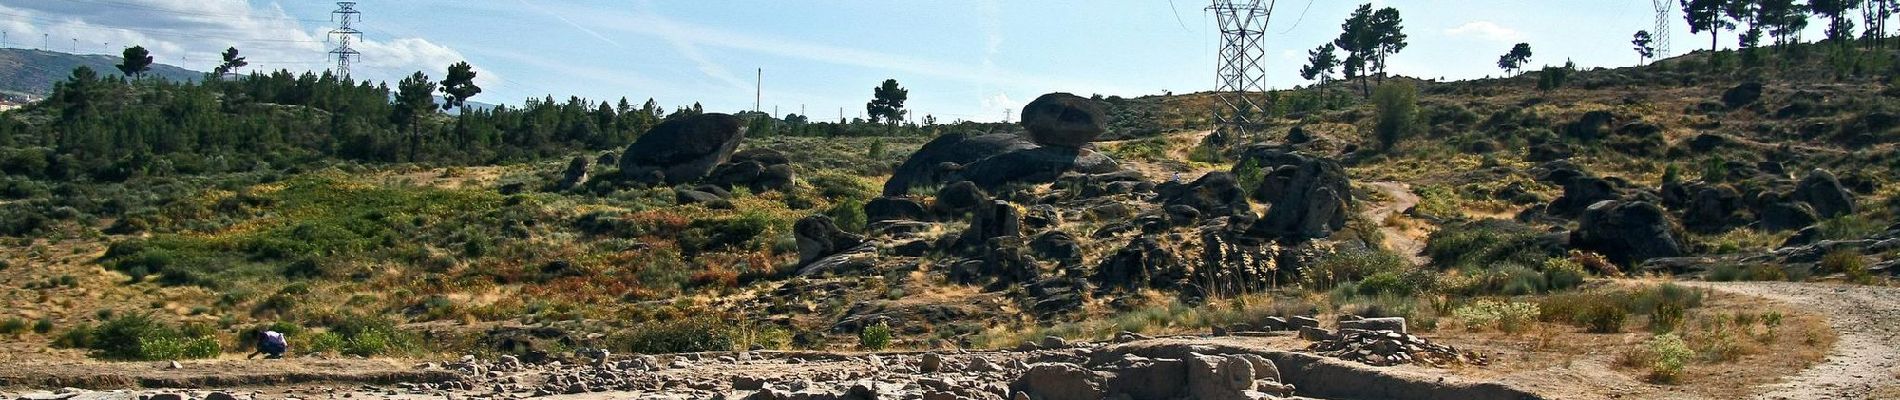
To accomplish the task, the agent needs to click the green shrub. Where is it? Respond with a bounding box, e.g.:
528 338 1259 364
1542 258 1588 291
1453 299 1540 334
84 312 221 360
612 316 736 354
1372 81 1420 151
808 172 874 201
1304 248 1409 291
303 331 346 353
825 199 868 234
1498 264 1548 295
1425 219 1558 271
859 321 893 350
33 317 54 334
0 318 26 335
1820 249 1866 280
1640 333 1692 383
1575 301 1629 333
52 323 94 349
329 314 419 357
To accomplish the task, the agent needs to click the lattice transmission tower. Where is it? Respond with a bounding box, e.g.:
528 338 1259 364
1207 0 1275 142
328 2 362 79
1653 0 1672 60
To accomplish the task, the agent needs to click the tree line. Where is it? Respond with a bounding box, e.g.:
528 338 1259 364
0 46 969 182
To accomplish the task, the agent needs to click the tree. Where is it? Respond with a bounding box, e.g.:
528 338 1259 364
1497 43 1533 75
1368 7 1408 80
1335 4 1378 97
116 46 153 79
1759 0 1811 47
213 47 248 77
1728 0 1765 49
391 71 437 161
1682 0 1736 53
1634 30 1658 64
438 61 482 112
1299 43 1340 86
1811 0 1861 46
865 79 907 124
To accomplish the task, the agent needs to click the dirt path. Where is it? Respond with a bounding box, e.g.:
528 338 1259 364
1362 181 1428 265
1681 281 1900 400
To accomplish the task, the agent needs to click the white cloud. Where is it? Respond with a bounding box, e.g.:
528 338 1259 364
978 92 1018 121
0 0 472 85
1445 21 1526 44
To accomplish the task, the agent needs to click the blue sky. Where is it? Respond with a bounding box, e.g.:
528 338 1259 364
0 0 1842 122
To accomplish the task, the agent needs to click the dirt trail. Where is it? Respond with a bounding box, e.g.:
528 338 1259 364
1682 281 1900 400
1362 181 1428 265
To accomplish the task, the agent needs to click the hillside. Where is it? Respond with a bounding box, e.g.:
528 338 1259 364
0 48 201 100
0 39 1897 399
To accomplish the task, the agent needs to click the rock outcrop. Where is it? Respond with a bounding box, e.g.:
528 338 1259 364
619 113 747 185
1571 200 1686 267
1236 148 1352 241
795 215 865 266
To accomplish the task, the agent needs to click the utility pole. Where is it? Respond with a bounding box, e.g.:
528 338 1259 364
1207 0 1275 142
1004 109 1011 123
43 34 49 51
328 2 363 79
71 38 76 53
755 68 762 113
1652 0 1672 59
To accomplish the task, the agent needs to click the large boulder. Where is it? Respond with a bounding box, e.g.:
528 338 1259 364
1722 82 1764 110
1680 184 1743 232
705 148 795 193
1759 200 1820 232
1153 171 1250 218
1793 169 1856 218
795 215 864 266
619 113 747 185
1549 175 1621 217
1020 93 1108 147
881 133 1119 196
1093 237 1184 291
1571 200 1686 267
1239 149 1352 241
865 197 929 223
1010 363 1108 400
554 156 590 191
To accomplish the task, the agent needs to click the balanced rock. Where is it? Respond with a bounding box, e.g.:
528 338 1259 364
1019 93 1108 147
619 113 747 185
1793 169 1856 218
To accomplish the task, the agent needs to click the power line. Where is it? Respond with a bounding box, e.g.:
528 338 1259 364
328 2 362 79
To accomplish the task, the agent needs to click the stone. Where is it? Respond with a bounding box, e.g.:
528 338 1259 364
733 376 768 391
1298 326 1336 341
865 197 930 223
1240 148 1353 240
1760 200 1820 232
204 393 238 400
1548 175 1620 217
1337 317 1407 334
1092 237 1183 291
1722 82 1764 110
934 181 991 216
675 189 728 207
1287 316 1320 330
1020 93 1108 147
147 394 185 400
1793 169 1856 218
1009 363 1106 400
1039 335 1071 349
795 215 865 266
555 156 590 190
1153 171 1250 218
1185 353 1261 400
620 113 747 185
1572 200 1685 267
920 353 945 373
1562 110 1615 141
882 133 1119 196
1029 231 1084 266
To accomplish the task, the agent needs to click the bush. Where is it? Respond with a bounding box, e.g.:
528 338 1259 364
84 312 221 360
1303 248 1410 291
1453 300 1540 334
1575 301 1629 333
825 199 868 234
33 317 54 334
1632 333 1693 383
1820 250 1866 281
1426 219 1558 271
0 318 26 335
1372 81 1420 151
807 172 874 201
859 321 893 350
1542 257 1588 291
329 314 419 357
612 316 736 354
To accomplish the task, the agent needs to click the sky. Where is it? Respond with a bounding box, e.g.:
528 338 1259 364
0 0 1847 122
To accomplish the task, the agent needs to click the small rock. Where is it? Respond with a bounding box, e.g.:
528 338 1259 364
920 353 945 373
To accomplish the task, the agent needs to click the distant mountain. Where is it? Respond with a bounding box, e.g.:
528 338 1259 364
0 48 203 101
